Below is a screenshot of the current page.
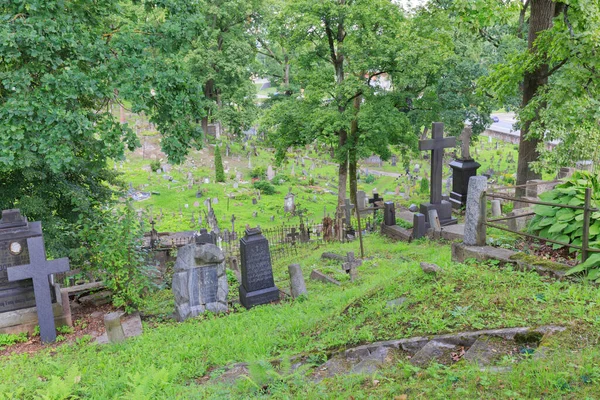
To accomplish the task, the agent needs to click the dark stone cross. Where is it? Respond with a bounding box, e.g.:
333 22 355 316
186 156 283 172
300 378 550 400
287 228 299 244
7 237 70 343
368 193 383 217
418 123 458 227
419 122 456 205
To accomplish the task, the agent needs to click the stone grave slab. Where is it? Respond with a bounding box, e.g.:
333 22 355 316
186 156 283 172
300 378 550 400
239 228 279 309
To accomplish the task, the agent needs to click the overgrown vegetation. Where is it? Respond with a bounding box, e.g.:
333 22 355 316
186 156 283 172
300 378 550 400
527 171 600 280
1 236 599 398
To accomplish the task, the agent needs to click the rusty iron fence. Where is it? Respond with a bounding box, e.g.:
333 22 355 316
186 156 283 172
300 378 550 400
483 181 599 262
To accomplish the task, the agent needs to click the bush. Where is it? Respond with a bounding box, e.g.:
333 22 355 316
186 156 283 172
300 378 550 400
364 174 376 184
214 145 225 182
253 180 276 195
527 171 600 280
250 166 266 179
150 159 161 173
420 178 429 195
503 173 515 185
272 173 289 185
72 201 154 311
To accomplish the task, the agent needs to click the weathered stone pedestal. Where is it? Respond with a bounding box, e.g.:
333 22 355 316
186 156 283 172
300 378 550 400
239 228 279 309
419 201 457 228
449 159 481 209
172 243 228 321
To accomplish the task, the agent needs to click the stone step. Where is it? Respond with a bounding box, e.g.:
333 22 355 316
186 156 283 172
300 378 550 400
463 335 516 366
409 340 460 367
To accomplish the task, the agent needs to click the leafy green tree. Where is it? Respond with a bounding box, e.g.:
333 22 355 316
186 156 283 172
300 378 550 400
261 0 493 235
0 0 139 256
214 145 225 182
458 0 600 194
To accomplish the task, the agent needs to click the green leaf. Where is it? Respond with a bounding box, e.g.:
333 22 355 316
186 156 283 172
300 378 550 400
556 208 575 221
548 222 568 234
566 253 600 275
534 205 557 217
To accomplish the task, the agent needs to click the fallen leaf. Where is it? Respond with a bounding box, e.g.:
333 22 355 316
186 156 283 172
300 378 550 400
394 395 408 400
372 379 380 387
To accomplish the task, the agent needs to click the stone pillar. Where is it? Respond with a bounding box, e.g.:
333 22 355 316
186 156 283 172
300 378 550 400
288 264 307 298
104 312 125 344
464 176 488 246
383 202 396 226
412 213 427 240
491 200 502 217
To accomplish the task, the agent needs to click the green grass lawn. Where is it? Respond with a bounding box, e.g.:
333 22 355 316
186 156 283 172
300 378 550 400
1 235 599 398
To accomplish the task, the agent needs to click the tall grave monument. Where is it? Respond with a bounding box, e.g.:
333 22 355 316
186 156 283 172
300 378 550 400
418 123 457 227
449 125 481 209
239 228 279 309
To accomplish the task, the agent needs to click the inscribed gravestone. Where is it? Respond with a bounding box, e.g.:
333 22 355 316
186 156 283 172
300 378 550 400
172 243 228 321
449 125 481 209
418 122 457 227
239 228 279 309
267 165 275 181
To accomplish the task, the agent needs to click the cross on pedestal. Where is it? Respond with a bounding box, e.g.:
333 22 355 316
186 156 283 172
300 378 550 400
7 237 70 343
344 199 354 226
368 193 383 217
419 122 456 205
418 123 458 226
287 228 299 244
342 252 362 282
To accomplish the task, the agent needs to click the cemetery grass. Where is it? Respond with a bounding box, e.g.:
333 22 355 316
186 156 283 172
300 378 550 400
1 236 600 398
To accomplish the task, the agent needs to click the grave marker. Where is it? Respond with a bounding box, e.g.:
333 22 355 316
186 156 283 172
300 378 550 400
239 228 279 309
418 123 457 226
7 237 70 343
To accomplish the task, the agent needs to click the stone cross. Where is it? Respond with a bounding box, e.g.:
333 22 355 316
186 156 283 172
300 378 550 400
7 237 70 343
342 252 362 282
419 122 456 204
344 199 354 225
458 126 473 160
231 214 236 232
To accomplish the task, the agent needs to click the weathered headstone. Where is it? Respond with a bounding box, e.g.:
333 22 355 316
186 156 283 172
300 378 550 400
288 264 307 299
463 176 488 246
383 202 396 226
419 123 457 226
172 243 228 321
238 228 279 309
7 236 70 343
491 200 502 217
195 228 217 245
343 199 354 226
267 165 275 181
412 213 427 240
284 192 295 213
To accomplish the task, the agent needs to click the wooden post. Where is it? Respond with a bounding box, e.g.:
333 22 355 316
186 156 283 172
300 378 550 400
582 188 591 262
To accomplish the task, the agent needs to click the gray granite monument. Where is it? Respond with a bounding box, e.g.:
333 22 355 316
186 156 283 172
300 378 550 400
172 242 228 321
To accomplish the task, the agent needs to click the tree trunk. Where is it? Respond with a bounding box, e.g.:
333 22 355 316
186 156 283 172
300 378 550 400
284 55 290 89
348 95 361 208
515 0 555 201
202 78 216 135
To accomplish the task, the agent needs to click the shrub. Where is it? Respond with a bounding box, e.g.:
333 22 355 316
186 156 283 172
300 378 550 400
250 166 266 179
364 174 376 184
72 201 154 311
150 159 161 173
527 171 600 280
253 180 276 195
420 178 429 195
214 145 225 183
272 173 289 184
